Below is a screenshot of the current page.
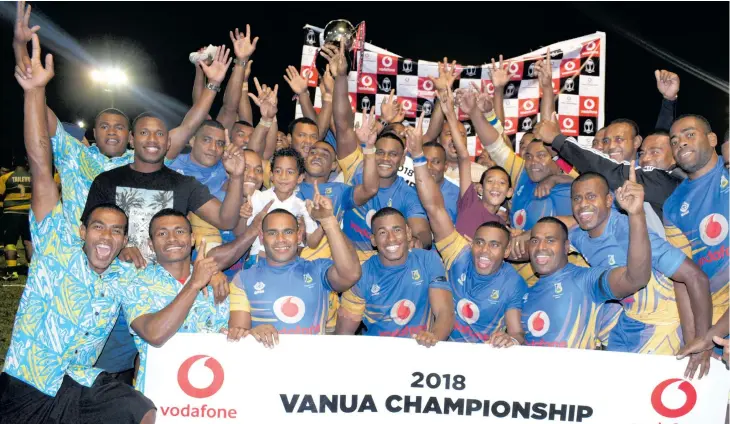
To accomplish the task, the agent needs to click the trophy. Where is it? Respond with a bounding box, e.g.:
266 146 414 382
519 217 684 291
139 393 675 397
316 19 358 76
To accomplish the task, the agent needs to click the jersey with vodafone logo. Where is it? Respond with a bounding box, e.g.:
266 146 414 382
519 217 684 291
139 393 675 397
663 159 729 301
510 171 573 231
340 248 450 337
522 263 615 349
231 257 334 335
436 231 527 343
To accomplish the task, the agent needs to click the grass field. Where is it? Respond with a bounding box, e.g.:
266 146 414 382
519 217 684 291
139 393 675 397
0 243 29 369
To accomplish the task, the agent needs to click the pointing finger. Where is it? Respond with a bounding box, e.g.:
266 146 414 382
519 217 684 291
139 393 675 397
629 160 637 183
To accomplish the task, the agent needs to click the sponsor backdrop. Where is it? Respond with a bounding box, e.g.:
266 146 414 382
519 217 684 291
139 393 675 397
145 334 729 423
296 28 606 165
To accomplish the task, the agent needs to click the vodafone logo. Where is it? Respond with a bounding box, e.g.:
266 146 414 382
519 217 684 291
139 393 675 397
509 62 519 74
302 68 313 79
513 209 527 229
273 296 306 324
457 299 480 325
700 213 728 246
564 61 576 71
390 299 415 325
583 98 596 110
523 100 535 111
586 41 597 51
401 100 413 111
422 80 434 91
381 56 393 68
527 310 550 337
562 117 575 129
485 82 495 95
177 355 225 399
651 378 697 418
504 119 514 131
361 75 373 87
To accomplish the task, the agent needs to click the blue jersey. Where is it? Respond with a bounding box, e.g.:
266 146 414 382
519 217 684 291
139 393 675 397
570 209 686 354
511 171 573 231
230 257 334 335
522 264 615 349
440 179 460 224
340 249 450 337
297 181 355 221
436 231 527 342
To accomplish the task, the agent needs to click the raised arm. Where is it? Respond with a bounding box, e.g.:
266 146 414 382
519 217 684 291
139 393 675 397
192 50 205 103
17 34 58 222
606 164 652 298
490 55 515 147
307 183 361 292
238 62 254 124
440 87 473 197
536 49 555 123
423 58 458 143
284 65 317 122
352 107 380 206
316 65 335 141
408 111 454 244
168 46 232 160
208 201 272 270
654 70 679 132
246 79 277 159
323 42 359 159
217 26 258 130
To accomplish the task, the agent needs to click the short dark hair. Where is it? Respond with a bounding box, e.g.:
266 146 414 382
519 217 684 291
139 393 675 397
371 207 406 229
475 221 510 241
197 120 226 133
610 118 640 139
132 112 168 134
288 117 318 136
480 165 512 189
95 108 130 129
535 216 569 240
82 203 129 235
646 129 669 138
673 114 712 134
262 208 299 230
271 147 305 176
423 141 446 155
572 171 610 196
234 120 253 129
376 132 405 150
148 208 191 238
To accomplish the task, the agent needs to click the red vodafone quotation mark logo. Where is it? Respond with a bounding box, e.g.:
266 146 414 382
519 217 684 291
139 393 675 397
651 378 697 419
177 355 225 399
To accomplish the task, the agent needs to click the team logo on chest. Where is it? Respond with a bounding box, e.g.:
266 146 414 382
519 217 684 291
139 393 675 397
527 310 550 337
699 213 728 246
457 299 480 324
513 209 527 230
721 175 728 190
458 273 466 286
680 202 690 217
371 284 381 295
490 290 500 300
607 255 616 266
390 299 416 325
254 282 265 295
303 273 313 285
411 269 422 283
273 296 306 324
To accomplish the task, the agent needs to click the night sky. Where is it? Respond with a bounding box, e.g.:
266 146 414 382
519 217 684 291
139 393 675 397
1 2 728 167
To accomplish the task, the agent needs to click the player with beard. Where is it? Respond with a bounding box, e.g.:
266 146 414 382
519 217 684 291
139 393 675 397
336 208 454 346
1 33 155 422
12 3 231 248
663 114 729 358
519 167 653 348
408 114 526 345
324 42 432 256
569 172 713 377
227 191 361 338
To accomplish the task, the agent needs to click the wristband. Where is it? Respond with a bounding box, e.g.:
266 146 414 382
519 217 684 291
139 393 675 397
205 82 221 92
485 110 498 124
233 58 247 67
379 118 389 127
413 160 428 168
413 155 427 166
259 119 273 128
362 147 376 155
322 94 333 102
242 82 249 91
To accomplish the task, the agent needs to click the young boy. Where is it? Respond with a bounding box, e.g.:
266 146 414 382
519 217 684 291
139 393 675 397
456 166 512 237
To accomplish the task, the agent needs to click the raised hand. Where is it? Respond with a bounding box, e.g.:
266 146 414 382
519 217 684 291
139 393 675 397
655 70 680 101
200 45 232 85
305 181 335 222
320 42 348 77
404 109 427 158
380 89 402 122
436 86 458 121
534 48 553 89
428 57 459 93
14 1 40 45
283 65 309 95
249 78 278 119
320 64 335 95
243 59 253 81
533 111 561 144
615 161 644 215
489 54 517 89
230 24 258 61
222 129 246 177
14 34 54 91
239 200 254 220
118 246 147 269
454 86 478 116
355 106 378 147
471 81 494 114
189 240 220 291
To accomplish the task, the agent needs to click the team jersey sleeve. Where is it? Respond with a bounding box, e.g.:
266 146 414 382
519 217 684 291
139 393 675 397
425 250 450 291
507 275 528 311
337 147 364 185
551 185 574 216
484 137 524 187
118 271 162 326
339 184 356 211
229 274 251 313
648 229 687 277
434 230 470 271
404 186 427 220
313 258 335 291
29 201 67 253
577 266 615 304
340 280 366 317
662 214 693 259
186 176 216 213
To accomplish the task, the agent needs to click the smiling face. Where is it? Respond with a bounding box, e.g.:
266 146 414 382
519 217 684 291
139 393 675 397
305 141 337 178
271 155 303 198
423 145 446 184
190 125 226 168
670 116 718 176
639 134 674 170
438 121 466 163
605 122 641 162
132 117 170 164
371 213 411 266
80 208 129 274
149 215 193 264
528 221 570 277
471 225 510 275
94 112 131 158
522 141 557 183
481 168 513 208
260 212 301 265
375 136 405 180
290 122 319 158
571 177 612 236
231 123 254 148
243 150 264 196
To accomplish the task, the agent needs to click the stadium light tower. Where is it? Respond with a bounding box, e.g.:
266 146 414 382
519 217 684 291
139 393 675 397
90 67 128 107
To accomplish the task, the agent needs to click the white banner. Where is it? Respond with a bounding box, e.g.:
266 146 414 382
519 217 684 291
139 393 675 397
144 334 729 423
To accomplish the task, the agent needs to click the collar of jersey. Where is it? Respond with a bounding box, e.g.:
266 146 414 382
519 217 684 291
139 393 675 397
257 256 302 272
